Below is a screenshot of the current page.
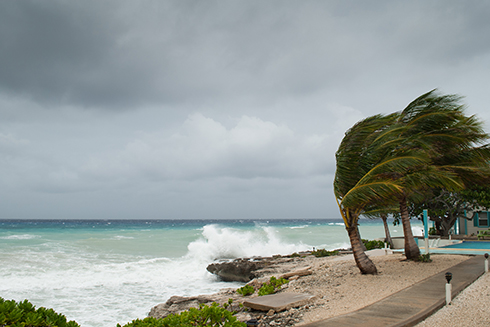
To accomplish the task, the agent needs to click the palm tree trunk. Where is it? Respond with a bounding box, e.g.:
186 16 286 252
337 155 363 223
357 225 367 251
381 213 394 248
347 225 378 274
399 194 420 260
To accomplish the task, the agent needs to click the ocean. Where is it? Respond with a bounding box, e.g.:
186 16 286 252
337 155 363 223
0 218 422 327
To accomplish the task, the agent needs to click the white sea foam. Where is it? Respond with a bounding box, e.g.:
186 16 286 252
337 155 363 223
288 225 309 229
186 224 308 261
0 246 237 327
112 235 135 240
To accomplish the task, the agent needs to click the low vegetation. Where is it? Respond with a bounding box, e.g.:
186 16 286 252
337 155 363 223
0 297 80 327
417 253 432 262
311 248 339 257
236 285 254 296
0 297 247 327
117 302 246 327
362 239 385 251
236 276 289 297
258 276 289 296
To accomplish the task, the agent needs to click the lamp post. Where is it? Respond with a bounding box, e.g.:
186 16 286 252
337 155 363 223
485 253 489 273
445 272 452 305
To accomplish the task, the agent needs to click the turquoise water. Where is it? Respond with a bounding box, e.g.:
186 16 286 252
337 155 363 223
0 218 420 327
442 241 490 249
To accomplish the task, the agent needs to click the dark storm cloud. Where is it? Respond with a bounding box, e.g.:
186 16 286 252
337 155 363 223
2 1 488 110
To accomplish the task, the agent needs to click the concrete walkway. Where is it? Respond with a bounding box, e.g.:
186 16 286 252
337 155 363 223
301 255 486 327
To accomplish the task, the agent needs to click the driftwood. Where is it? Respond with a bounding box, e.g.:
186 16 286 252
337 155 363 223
279 266 312 280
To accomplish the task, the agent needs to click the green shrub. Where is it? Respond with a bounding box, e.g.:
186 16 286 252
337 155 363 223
311 248 339 257
362 239 385 250
236 284 255 296
269 276 288 289
417 253 432 262
0 297 80 327
258 276 289 296
258 283 275 296
117 302 246 327
290 252 301 258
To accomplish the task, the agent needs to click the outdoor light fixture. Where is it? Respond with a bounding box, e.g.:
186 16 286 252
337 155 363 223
445 272 452 283
485 253 489 273
445 272 452 305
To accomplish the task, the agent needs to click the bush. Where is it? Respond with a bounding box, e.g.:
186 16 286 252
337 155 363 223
258 276 289 296
117 302 246 327
258 283 275 296
362 239 385 250
417 253 432 262
236 285 254 296
311 248 339 257
0 297 80 327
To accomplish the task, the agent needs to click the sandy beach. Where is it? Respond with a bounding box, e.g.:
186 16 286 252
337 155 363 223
268 252 470 325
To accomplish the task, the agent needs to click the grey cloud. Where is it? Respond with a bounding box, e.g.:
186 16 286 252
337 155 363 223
0 1 489 219
3 1 489 111
81 114 332 183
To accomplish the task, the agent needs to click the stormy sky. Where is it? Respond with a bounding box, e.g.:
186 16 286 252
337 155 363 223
1 0 489 220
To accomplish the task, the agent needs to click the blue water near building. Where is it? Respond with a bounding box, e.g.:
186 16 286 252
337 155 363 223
442 241 490 250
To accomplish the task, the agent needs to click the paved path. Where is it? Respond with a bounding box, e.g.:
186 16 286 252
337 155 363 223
300 255 486 327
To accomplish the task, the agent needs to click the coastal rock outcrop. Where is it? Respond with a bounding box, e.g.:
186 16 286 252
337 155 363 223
149 295 216 318
150 253 320 323
149 289 241 319
206 255 305 282
206 258 272 282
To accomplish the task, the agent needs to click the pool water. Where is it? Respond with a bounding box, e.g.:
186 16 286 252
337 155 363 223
442 241 490 250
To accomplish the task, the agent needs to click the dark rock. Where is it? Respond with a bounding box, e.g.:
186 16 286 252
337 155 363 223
206 258 271 282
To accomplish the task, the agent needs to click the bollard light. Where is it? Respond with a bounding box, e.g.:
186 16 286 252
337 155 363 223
445 272 452 284
445 272 452 305
485 253 489 273
485 253 489 259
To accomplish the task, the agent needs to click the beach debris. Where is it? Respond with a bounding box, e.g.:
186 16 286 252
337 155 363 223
279 266 312 280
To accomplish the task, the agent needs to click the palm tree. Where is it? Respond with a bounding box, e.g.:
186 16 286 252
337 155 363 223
335 90 490 268
334 113 427 273
393 90 489 258
380 214 394 248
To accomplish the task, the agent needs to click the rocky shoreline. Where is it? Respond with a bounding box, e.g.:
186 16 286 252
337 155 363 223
149 251 470 326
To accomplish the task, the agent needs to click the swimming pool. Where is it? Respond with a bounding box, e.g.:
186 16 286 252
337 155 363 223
411 240 490 255
441 241 490 250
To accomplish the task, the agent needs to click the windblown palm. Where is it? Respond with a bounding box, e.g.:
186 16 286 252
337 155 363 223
334 113 427 273
393 90 489 258
334 90 487 269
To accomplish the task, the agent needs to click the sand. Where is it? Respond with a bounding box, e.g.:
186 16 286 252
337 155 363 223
250 251 471 325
